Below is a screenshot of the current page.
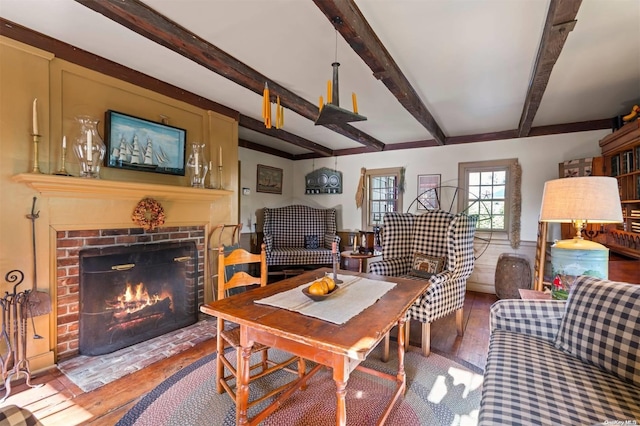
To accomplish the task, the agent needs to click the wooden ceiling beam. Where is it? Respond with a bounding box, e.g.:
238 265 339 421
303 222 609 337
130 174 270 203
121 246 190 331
517 0 582 137
313 0 446 146
238 139 295 160
75 0 385 151
297 118 611 159
239 115 334 157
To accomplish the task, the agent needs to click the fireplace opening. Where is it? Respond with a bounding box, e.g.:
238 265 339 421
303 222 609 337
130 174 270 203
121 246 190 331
78 241 198 356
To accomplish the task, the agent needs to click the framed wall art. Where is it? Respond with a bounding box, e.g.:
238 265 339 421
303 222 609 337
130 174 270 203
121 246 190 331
104 110 187 176
256 164 283 194
417 174 441 210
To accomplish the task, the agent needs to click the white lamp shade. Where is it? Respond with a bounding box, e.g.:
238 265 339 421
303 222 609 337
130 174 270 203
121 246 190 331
540 176 623 223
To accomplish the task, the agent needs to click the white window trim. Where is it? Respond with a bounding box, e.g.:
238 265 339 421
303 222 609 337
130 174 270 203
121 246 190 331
361 167 404 230
457 158 518 238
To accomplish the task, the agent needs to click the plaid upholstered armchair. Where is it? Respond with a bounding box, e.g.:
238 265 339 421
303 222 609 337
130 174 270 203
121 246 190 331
262 205 340 267
368 210 477 357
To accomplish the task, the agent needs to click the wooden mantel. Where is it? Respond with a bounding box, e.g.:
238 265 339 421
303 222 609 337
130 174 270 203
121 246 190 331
12 173 232 201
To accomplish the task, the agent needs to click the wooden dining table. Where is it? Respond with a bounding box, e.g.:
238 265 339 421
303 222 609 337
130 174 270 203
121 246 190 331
200 268 430 426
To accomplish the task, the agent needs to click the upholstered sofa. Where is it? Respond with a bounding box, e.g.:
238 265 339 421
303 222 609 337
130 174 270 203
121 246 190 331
262 205 340 267
479 275 640 425
368 210 477 357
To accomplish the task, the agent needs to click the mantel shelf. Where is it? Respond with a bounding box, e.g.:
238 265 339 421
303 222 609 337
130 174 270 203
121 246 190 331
12 173 232 202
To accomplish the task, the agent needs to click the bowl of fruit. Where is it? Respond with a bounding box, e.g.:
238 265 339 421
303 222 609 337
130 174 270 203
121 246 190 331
302 276 338 301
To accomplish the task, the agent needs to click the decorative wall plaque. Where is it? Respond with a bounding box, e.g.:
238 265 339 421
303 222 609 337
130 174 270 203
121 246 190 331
305 167 342 194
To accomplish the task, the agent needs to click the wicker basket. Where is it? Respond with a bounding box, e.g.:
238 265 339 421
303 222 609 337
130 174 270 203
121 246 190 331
495 253 532 299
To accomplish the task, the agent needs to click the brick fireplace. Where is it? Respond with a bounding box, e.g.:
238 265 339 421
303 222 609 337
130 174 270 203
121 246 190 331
12 173 233 368
56 226 205 360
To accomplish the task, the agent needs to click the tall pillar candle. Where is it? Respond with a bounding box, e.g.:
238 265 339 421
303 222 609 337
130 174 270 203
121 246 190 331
218 146 223 167
86 130 92 157
32 98 39 135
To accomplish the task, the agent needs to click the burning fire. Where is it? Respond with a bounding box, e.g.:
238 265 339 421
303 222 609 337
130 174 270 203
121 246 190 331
120 282 160 307
107 282 172 319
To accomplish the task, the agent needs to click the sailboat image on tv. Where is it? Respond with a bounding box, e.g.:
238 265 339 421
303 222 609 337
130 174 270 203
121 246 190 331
105 110 187 176
111 135 158 170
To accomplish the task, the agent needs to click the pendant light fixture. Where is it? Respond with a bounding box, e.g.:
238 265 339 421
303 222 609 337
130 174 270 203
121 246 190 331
315 18 367 126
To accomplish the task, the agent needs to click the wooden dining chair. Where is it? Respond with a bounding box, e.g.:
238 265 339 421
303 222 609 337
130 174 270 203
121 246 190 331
214 243 305 406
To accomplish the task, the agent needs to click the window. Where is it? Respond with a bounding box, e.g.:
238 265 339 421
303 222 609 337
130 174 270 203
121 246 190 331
458 159 518 233
362 167 403 229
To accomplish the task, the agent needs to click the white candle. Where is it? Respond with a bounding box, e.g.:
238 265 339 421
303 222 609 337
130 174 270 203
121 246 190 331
86 130 92 156
32 98 38 135
62 136 66 149
194 148 199 169
218 146 223 167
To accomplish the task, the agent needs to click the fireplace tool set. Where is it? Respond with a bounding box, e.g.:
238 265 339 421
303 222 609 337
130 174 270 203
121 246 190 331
1 270 44 402
0 197 51 402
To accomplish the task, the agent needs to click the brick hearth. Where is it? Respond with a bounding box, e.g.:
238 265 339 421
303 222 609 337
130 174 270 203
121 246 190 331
57 315 216 392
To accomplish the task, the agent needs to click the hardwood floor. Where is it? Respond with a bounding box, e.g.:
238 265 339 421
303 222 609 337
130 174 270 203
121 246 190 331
2 291 497 425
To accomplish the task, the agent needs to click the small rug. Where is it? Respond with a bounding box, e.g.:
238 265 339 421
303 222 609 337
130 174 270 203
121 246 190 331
117 345 483 426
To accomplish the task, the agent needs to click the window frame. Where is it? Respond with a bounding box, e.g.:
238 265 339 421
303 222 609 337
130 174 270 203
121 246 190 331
457 158 518 236
361 167 404 230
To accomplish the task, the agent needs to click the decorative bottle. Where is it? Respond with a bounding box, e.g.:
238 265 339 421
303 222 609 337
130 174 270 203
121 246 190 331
73 116 106 178
186 143 208 188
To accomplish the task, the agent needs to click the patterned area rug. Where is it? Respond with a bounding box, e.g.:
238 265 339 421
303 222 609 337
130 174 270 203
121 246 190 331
116 345 483 426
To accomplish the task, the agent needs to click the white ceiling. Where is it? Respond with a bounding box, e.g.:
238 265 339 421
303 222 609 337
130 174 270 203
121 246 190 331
1 0 638 156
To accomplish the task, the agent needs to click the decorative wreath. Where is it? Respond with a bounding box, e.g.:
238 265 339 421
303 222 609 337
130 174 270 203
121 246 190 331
132 197 166 231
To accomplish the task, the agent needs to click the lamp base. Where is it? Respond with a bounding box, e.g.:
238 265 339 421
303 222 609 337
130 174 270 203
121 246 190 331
553 238 608 251
551 238 609 280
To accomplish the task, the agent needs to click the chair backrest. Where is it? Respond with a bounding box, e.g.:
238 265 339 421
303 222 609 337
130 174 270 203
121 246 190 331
263 205 337 249
381 210 477 276
412 210 457 259
217 243 267 301
380 212 415 260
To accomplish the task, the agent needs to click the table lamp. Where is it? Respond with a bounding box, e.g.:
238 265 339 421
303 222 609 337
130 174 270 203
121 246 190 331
539 176 623 285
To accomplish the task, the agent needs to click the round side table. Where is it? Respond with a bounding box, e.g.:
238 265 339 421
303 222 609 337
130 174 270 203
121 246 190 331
340 251 377 273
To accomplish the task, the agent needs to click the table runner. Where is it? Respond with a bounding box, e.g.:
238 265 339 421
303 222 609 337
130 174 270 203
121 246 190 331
255 274 396 325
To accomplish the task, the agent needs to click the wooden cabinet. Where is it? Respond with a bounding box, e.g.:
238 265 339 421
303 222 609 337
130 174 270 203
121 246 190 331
600 119 640 258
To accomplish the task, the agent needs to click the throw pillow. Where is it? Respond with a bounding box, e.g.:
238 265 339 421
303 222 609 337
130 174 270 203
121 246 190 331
410 252 446 278
304 235 320 249
554 276 640 386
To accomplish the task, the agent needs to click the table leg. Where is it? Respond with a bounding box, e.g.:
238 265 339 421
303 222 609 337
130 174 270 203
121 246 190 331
237 328 253 425
358 258 363 273
396 317 407 396
332 357 350 426
335 379 347 426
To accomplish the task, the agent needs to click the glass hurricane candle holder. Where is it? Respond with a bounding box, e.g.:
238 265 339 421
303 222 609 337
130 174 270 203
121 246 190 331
186 143 209 188
73 116 106 178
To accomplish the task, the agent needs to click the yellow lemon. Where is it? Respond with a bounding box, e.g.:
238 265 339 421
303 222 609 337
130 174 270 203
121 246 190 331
323 277 336 292
308 281 326 295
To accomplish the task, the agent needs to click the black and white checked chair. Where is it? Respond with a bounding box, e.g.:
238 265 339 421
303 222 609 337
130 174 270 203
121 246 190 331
368 210 477 358
262 205 340 267
479 276 640 425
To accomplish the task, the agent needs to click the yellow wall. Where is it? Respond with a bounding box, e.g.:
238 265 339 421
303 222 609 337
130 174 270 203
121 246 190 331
0 36 238 371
